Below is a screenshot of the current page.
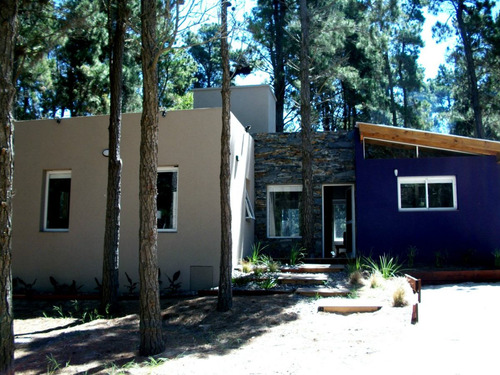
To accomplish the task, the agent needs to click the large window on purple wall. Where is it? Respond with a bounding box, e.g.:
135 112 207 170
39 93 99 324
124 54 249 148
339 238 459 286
398 176 457 211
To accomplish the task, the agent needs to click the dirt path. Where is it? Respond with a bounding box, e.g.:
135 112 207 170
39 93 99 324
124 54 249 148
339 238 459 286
13 282 500 374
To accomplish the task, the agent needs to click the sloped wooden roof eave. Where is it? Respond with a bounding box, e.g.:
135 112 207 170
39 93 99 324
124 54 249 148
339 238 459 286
356 122 500 162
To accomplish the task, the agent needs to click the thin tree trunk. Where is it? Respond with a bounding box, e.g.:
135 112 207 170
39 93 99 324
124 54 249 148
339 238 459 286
101 0 127 314
217 0 233 312
139 0 164 356
0 1 18 373
273 0 286 132
299 0 314 255
456 0 483 138
385 51 397 127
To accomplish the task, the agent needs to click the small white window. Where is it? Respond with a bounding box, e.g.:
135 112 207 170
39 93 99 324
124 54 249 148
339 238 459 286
398 176 457 211
245 189 255 220
44 170 71 231
267 185 302 238
157 167 178 231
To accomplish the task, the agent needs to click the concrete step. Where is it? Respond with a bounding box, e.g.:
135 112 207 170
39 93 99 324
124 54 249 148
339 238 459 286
281 264 345 274
277 273 329 285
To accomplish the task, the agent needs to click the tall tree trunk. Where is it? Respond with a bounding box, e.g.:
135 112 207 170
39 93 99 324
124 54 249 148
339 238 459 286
299 0 314 255
217 0 233 312
0 1 18 373
456 0 483 138
101 0 127 314
273 0 286 132
384 51 397 127
139 0 164 356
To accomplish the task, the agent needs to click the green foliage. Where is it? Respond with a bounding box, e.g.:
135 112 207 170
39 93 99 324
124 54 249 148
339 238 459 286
259 254 281 273
363 254 403 279
46 354 70 374
43 300 110 323
248 242 268 265
258 277 278 290
124 272 138 295
406 246 418 268
289 244 305 266
434 250 448 268
492 249 500 268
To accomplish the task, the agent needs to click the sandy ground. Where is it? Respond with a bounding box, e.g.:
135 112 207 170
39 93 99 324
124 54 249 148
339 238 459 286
13 281 500 374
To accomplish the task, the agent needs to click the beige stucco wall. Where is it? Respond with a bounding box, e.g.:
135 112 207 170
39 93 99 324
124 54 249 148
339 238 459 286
12 108 254 292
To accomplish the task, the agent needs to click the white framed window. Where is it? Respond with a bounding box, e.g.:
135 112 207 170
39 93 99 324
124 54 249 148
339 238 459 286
267 185 302 238
398 176 457 211
157 167 178 232
245 189 255 220
44 170 71 231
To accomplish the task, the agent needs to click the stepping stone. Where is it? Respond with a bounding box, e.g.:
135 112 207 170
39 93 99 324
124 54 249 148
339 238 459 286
277 273 328 285
281 264 345 273
318 300 382 314
296 287 350 297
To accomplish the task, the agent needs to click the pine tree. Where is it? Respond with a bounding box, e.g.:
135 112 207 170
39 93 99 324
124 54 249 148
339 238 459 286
0 1 18 373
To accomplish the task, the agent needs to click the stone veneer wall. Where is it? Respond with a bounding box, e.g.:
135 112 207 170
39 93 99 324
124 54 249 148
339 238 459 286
253 131 355 258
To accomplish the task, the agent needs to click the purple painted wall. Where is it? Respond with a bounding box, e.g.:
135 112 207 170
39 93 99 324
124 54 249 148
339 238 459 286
355 129 500 267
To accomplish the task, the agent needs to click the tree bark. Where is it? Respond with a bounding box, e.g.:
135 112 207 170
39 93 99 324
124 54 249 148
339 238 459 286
456 0 483 138
217 0 233 312
299 0 314 255
139 0 164 356
384 51 397 127
101 0 127 314
0 1 18 373
272 0 287 132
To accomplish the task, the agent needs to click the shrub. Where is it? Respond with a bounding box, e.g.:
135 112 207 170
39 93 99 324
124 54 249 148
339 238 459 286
241 260 253 273
364 254 402 279
289 244 305 266
369 271 383 288
248 242 268 265
393 286 407 307
349 270 364 286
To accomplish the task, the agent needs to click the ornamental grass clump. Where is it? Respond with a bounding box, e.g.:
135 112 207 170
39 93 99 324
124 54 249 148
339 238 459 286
364 254 403 279
392 284 408 307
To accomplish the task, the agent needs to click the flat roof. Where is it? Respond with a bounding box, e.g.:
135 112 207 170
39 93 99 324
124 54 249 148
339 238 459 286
356 122 500 160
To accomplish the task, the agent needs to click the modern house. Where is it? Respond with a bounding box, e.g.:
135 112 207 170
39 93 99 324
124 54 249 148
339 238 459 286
11 85 500 293
12 86 272 293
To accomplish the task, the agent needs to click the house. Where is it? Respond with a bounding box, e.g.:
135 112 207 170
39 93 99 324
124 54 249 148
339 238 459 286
12 86 275 293
355 122 500 266
12 84 500 294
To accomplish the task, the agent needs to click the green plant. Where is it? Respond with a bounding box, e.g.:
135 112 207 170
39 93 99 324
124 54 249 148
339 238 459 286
232 275 251 287
369 271 383 288
248 242 268 264
347 256 362 274
492 249 500 268
258 277 277 290
364 254 402 279
406 246 418 268
46 354 70 374
289 244 305 266
166 270 182 294
434 250 447 268
125 272 138 295
241 260 253 273
260 254 281 273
